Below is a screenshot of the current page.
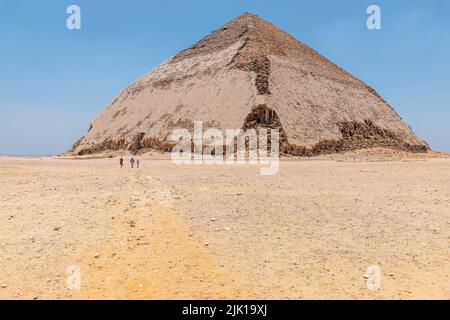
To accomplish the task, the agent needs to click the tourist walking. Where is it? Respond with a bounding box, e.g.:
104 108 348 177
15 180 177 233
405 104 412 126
119 157 124 168
130 157 135 169
136 159 140 169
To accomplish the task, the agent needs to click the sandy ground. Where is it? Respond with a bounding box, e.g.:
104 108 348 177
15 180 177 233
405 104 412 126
0 150 449 300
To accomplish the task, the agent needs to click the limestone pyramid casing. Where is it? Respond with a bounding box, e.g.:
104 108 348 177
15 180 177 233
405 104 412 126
71 13 428 156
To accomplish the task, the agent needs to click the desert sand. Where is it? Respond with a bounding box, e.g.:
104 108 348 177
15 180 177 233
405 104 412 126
0 150 449 299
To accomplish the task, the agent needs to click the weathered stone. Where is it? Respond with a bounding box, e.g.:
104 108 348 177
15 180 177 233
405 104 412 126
70 13 429 156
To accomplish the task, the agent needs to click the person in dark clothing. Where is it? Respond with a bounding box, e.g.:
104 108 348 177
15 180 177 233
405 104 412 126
130 157 135 169
119 157 124 168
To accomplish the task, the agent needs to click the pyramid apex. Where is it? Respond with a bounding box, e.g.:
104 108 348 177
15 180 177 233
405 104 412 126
226 12 269 26
235 12 260 19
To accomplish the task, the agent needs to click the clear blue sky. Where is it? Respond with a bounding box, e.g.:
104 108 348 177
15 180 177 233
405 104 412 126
1 0 449 155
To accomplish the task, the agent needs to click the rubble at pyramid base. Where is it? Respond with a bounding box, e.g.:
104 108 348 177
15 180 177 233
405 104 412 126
72 119 428 157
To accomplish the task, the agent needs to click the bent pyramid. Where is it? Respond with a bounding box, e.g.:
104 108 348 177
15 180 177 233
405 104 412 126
71 13 428 156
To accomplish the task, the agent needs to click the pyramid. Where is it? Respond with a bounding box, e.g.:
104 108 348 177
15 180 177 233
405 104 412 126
71 13 428 156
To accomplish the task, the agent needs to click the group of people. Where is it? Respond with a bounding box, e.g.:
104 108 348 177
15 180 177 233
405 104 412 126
119 157 140 169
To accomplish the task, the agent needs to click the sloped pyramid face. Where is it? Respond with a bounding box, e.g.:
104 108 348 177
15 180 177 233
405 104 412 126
71 13 428 156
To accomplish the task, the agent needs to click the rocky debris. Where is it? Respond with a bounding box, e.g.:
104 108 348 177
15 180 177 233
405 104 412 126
76 135 175 156
127 132 146 154
77 138 128 156
69 137 84 153
339 120 399 141
242 104 287 142
282 120 429 156
140 137 174 152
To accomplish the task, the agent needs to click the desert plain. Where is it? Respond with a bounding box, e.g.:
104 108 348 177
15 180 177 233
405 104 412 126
0 149 449 300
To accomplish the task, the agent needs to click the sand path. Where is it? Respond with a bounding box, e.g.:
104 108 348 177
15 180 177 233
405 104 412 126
0 158 245 299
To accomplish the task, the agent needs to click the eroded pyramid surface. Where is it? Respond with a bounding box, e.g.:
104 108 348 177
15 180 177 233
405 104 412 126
71 13 428 156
